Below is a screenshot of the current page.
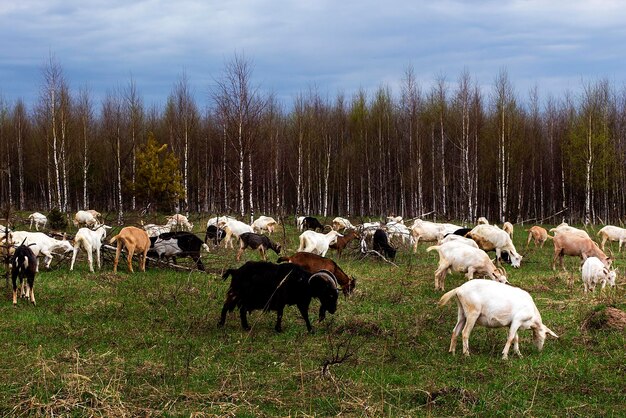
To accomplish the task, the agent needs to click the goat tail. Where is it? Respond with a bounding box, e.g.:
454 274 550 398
426 245 440 253
276 256 290 263
438 288 458 307
545 234 554 240
109 234 120 245
222 269 235 281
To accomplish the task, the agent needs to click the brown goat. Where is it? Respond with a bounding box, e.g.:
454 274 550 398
526 226 549 248
110 226 150 273
551 232 611 271
329 228 359 257
277 252 356 295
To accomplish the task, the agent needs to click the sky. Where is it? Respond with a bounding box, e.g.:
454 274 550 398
2 0 626 110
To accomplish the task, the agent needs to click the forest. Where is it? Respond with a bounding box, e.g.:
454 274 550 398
1 54 625 224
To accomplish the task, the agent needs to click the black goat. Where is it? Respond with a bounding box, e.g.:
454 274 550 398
373 229 397 260
303 216 324 232
11 244 38 305
237 232 281 261
219 261 339 333
452 228 473 237
149 231 209 271
205 225 225 246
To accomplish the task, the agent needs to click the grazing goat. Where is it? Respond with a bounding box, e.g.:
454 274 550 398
149 231 209 270
386 216 403 224
502 221 514 236
549 222 590 239
166 214 193 231
332 217 354 231
110 226 150 273
440 234 479 248
221 220 254 249
70 225 112 272
329 228 359 257
526 226 549 248
467 224 523 268
143 223 172 238
219 261 339 332
386 221 414 246
451 227 473 237
551 232 611 271
251 216 278 235
296 216 305 231
298 230 343 257
477 217 489 225
205 225 225 246
237 232 281 261
581 256 617 293
278 252 356 296
438 279 558 359
373 229 397 260
411 220 445 253
10 231 73 270
302 216 324 232
28 212 47 231
597 225 626 252
207 215 237 227
73 210 99 228
11 244 38 305
427 241 508 291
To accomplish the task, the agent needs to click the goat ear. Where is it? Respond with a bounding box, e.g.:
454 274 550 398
544 325 558 338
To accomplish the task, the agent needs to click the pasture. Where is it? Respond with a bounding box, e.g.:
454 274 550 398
0 217 624 416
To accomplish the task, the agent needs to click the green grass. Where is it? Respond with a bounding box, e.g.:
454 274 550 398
0 222 624 416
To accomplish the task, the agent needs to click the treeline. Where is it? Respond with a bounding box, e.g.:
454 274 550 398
1 55 626 224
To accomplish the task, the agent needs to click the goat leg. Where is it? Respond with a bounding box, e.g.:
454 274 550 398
239 307 251 331
274 306 284 332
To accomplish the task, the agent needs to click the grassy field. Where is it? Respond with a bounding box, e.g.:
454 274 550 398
0 218 624 416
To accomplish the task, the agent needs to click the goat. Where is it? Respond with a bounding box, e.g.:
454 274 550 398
386 221 414 246
207 215 237 227
581 256 617 293
551 232 611 271
251 215 278 235
277 252 356 296
11 243 38 305
302 216 324 232
440 234 479 248
332 217 354 231
373 229 397 260
410 220 445 253
502 221 514 236
219 261 339 333
477 217 489 225
597 225 626 252
526 226 549 248
237 232 281 261
221 219 254 249
451 227 473 237
386 216 403 224
205 225 225 246
70 225 112 272
438 279 558 359
73 210 99 228
467 224 523 268
296 216 305 231
549 222 590 239
110 226 150 273
427 241 508 291
166 214 193 231
329 228 359 257
144 223 172 238
10 231 73 270
28 212 47 231
149 231 209 270
298 230 343 257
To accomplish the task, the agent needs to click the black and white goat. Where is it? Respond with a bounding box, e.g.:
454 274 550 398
205 225 225 246
237 232 281 261
302 216 324 232
11 243 38 305
149 231 210 271
219 261 339 333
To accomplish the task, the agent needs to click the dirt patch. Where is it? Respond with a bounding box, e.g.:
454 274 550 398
334 318 388 337
582 306 626 331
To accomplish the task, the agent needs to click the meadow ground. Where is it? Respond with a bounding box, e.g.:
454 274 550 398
0 217 624 416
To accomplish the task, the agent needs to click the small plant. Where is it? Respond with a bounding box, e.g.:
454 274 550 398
48 207 68 230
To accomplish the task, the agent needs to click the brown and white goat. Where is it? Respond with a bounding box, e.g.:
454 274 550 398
110 226 150 273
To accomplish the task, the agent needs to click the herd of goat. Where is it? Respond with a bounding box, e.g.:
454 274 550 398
3 210 623 359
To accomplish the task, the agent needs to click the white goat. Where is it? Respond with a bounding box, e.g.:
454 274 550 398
467 224 523 268
166 214 193 231
296 216 306 231
438 279 558 359
143 223 172 238
386 216 403 224
207 215 237 227
411 220 445 253
477 217 489 225
28 212 48 231
597 225 626 252
221 220 254 248
440 234 479 248
70 225 112 272
581 256 617 293
549 222 590 239
73 210 99 228
10 231 73 270
386 221 413 245
427 241 508 291
502 221 514 236
298 230 343 257
332 217 354 231
251 215 278 235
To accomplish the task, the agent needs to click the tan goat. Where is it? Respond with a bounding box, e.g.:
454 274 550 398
526 226 549 248
110 226 150 273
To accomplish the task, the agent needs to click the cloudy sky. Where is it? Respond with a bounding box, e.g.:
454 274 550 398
1 0 625 109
